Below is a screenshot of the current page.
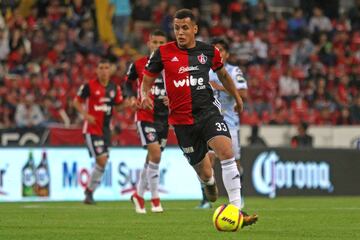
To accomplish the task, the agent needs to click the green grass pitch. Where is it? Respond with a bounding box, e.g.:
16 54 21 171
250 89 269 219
1 197 360 240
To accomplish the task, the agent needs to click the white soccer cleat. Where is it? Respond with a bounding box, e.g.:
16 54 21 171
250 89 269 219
131 192 146 214
151 198 163 213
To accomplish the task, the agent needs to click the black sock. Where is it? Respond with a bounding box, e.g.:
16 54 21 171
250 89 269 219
201 185 208 203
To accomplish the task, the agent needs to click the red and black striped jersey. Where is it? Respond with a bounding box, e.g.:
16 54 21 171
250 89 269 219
75 79 123 136
126 56 168 123
144 41 223 125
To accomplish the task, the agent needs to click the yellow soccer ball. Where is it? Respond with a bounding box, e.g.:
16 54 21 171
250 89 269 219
213 204 244 232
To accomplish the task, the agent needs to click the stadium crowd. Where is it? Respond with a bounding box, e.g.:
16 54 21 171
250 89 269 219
0 0 360 130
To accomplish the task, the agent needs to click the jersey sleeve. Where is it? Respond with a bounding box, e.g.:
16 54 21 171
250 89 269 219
208 70 218 82
75 83 90 102
126 63 138 82
144 49 164 77
209 69 222 87
114 85 123 105
211 46 224 72
232 67 248 89
124 63 138 97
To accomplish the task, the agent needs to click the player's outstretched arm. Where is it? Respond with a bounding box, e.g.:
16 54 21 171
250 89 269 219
238 89 248 101
209 81 227 92
216 67 244 113
141 74 156 110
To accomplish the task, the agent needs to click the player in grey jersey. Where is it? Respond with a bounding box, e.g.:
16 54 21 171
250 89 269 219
198 38 248 209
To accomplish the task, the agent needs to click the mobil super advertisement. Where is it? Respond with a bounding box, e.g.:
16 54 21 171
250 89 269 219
0 148 201 202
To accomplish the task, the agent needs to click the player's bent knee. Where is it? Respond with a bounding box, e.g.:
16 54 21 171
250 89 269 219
215 148 234 160
148 145 161 163
149 154 161 164
96 154 109 167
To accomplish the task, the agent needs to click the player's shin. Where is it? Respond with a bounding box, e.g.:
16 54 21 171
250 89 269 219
197 169 218 202
137 162 149 197
220 158 242 209
147 162 160 199
87 163 105 192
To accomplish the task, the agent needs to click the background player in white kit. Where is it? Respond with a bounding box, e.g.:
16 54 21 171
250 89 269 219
198 38 248 209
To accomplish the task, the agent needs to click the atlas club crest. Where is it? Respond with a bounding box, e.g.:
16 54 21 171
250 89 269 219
197 53 207 64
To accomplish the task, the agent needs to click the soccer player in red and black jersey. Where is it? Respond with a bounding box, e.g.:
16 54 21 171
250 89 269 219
125 30 169 214
74 58 124 204
141 9 258 227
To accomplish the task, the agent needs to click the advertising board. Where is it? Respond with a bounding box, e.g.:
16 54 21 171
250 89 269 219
0 147 201 202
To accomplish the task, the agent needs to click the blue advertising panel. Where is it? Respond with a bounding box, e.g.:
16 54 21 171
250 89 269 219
0 147 202 202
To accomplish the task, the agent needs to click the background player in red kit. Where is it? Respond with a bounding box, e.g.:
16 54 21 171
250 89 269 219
126 30 169 213
141 9 258 226
74 59 124 204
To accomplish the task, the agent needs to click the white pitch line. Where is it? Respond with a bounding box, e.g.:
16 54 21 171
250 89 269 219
20 205 360 211
20 205 191 210
254 207 360 211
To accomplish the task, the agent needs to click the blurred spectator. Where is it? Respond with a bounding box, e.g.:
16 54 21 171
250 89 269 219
320 0 339 20
300 0 316 19
336 107 352 125
191 7 209 34
252 0 269 30
67 0 92 28
307 59 326 79
207 2 227 37
290 36 314 66
15 95 44 128
252 31 268 64
350 95 360 124
279 68 300 104
348 0 360 31
9 27 31 53
335 74 351 107
195 26 210 43
291 122 313 147
312 78 335 111
131 0 152 26
128 0 153 47
181 0 201 9
42 96 70 126
287 8 307 41
161 4 177 39
64 98 82 125
228 0 246 29
7 8 27 30
303 80 316 103
0 27 9 61
291 96 308 117
308 7 333 34
334 13 352 32
27 5 39 30
230 31 254 65
76 16 101 54
247 125 267 146
30 29 48 60
109 0 131 45
153 0 168 25
315 33 337 66
315 106 336 125
248 76 271 115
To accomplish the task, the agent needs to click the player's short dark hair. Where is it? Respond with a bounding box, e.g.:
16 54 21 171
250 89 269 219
98 58 111 65
300 122 309 131
211 38 230 52
174 9 195 22
150 29 167 38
